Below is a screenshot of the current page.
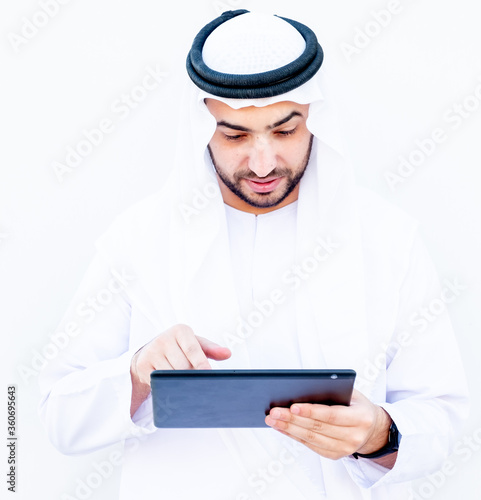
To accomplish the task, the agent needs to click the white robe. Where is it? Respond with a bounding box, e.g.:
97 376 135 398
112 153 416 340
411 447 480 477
38 184 469 500
224 201 301 369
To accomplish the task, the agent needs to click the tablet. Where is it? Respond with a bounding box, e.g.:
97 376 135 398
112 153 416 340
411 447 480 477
150 369 356 428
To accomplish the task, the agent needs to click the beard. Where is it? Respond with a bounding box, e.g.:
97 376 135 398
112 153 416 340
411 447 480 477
208 134 314 209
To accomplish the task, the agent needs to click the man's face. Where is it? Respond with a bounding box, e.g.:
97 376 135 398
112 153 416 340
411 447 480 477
205 99 313 214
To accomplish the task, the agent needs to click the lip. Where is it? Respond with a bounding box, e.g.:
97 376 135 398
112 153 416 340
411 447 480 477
244 177 283 194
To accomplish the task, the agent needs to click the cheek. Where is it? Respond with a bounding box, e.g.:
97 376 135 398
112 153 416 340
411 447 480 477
210 140 245 171
282 139 311 166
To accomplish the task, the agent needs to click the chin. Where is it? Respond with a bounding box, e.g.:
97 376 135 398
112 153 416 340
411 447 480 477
242 192 288 209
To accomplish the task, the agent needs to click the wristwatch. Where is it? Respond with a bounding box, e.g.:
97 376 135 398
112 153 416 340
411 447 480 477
352 420 400 459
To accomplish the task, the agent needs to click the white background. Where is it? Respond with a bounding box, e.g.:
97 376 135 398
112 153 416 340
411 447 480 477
1 0 480 499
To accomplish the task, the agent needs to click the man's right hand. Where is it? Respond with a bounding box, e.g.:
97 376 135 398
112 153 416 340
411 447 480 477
129 324 231 417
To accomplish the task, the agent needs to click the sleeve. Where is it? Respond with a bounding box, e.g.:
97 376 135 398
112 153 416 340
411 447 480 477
342 230 470 488
37 252 156 456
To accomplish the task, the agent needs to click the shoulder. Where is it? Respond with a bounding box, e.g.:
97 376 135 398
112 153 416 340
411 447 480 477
107 190 168 232
354 186 420 272
355 186 419 244
94 184 175 259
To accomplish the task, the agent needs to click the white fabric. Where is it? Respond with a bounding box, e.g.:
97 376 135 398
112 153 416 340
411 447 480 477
222 201 327 497
38 11 469 500
224 201 301 369
37 189 469 499
203 12 306 75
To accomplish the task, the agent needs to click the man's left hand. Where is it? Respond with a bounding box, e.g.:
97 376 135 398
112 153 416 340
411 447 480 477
265 389 392 461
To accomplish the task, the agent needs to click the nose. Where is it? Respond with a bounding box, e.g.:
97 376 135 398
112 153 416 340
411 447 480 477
247 137 277 178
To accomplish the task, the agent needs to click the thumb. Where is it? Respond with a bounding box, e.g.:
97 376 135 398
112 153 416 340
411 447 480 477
196 336 232 361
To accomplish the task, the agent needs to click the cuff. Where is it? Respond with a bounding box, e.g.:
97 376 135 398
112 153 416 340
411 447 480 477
342 454 393 488
111 348 157 440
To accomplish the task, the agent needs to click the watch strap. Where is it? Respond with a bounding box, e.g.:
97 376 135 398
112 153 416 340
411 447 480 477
352 420 400 459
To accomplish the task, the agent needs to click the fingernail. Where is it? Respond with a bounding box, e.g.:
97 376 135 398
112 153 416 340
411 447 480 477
291 405 300 415
270 409 280 419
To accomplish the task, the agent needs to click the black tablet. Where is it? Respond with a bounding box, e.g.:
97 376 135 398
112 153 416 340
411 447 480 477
150 369 356 428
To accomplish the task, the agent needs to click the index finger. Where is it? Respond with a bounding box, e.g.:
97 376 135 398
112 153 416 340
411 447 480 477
286 403 356 427
175 330 211 370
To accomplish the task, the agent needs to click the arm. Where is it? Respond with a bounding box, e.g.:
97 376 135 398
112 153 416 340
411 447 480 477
267 230 469 486
39 254 232 453
38 253 143 455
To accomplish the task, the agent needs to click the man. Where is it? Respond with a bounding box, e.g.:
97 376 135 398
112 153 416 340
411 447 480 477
39 10 468 499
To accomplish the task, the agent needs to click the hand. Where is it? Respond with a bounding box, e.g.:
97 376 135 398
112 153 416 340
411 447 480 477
130 324 231 416
265 389 392 461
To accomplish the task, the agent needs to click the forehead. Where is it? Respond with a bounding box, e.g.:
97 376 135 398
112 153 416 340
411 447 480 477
204 98 309 128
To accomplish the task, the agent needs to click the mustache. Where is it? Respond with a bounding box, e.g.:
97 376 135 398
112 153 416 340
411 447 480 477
234 168 291 181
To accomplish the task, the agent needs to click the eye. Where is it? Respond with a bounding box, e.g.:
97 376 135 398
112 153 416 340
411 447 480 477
276 128 297 137
224 134 245 142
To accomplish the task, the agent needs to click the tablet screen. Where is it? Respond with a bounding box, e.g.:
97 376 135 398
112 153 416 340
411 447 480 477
150 369 356 428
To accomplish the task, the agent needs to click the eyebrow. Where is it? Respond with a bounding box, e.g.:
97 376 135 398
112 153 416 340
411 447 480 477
216 111 303 133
